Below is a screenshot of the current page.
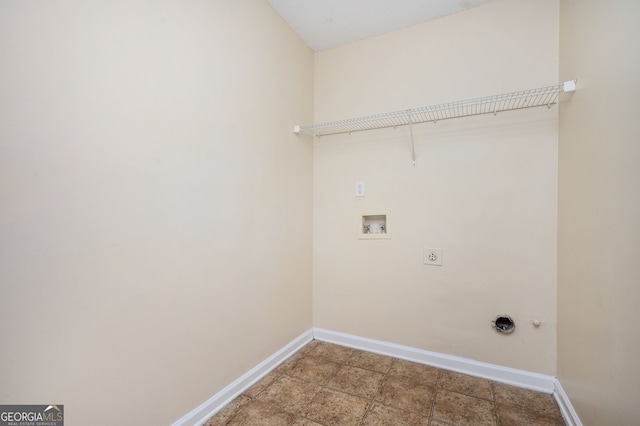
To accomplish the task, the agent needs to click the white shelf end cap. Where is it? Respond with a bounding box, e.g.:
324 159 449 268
563 80 577 92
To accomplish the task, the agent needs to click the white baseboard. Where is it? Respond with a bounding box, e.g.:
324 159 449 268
172 329 314 426
554 379 583 426
313 328 556 393
174 327 581 426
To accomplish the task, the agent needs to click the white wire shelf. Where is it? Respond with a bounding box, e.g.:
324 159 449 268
294 81 576 139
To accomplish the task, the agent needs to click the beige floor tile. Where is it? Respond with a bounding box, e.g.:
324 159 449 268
203 395 251 426
389 359 439 386
299 340 321 354
256 375 322 414
272 351 307 375
226 400 295 425
438 370 493 401
360 402 430 426
328 364 385 399
309 341 354 363
291 417 325 426
288 354 341 385
243 370 282 398
497 403 566 426
303 388 369 426
432 389 497 426
375 376 434 415
429 420 453 426
493 383 562 419
203 341 567 426
347 350 394 374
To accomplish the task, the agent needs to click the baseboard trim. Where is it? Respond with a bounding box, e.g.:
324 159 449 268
313 328 555 393
172 329 314 426
554 379 583 426
173 328 582 426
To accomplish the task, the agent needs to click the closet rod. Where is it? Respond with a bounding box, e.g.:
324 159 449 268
293 80 576 139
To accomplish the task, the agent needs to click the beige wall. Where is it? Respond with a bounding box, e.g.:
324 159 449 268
5 0 638 424
312 0 560 375
0 1 313 425
558 0 640 423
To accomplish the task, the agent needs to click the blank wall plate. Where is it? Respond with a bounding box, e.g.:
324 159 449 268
355 181 365 197
424 248 442 266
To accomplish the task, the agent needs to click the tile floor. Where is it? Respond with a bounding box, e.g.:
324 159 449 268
204 340 566 426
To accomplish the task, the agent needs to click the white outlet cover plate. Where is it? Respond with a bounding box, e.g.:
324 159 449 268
355 181 365 197
424 248 442 266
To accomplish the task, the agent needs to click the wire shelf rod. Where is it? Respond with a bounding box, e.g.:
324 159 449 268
294 81 575 139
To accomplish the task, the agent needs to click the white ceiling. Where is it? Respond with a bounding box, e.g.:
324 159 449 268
266 0 495 51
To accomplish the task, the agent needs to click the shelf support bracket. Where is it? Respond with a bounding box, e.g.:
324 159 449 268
408 111 416 167
563 80 577 92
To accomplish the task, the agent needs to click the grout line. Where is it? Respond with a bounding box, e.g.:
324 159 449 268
428 368 441 423
491 380 500 425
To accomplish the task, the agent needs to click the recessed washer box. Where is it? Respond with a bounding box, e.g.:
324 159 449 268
359 213 391 239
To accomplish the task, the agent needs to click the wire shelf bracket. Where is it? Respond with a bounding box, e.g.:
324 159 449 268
294 80 576 166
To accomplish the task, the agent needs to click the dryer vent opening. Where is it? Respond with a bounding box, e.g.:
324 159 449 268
493 315 515 334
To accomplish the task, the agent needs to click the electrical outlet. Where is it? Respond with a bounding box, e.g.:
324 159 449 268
424 248 442 266
355 181 365 197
